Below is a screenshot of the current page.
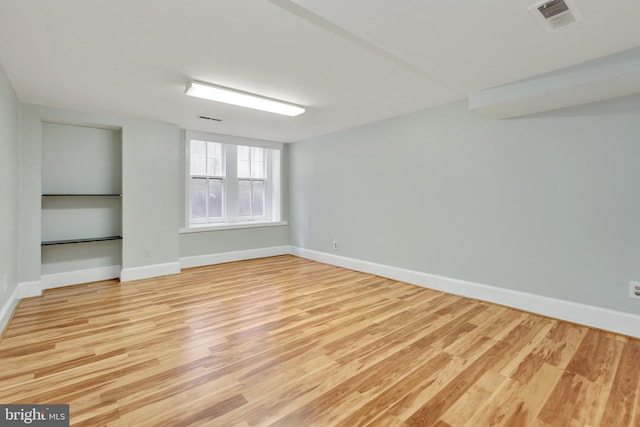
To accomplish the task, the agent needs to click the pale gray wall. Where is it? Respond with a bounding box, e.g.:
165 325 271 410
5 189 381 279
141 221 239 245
180 226 289 257
122 122 180 269
19 104 181 281
0 64 19 313
41 123 122 194
289 95 640 315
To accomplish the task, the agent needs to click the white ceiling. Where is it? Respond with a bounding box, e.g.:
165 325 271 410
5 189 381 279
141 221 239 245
0 0 639 142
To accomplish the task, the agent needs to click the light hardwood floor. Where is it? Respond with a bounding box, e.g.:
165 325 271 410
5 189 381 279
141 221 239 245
0 255 638 426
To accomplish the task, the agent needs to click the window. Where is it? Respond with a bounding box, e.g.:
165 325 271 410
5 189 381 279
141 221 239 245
186 132 282 228
189 140 224 222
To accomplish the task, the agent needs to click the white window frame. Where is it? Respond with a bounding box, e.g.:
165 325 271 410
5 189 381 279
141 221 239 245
237 145 267 220
188 140 225 224
184 131 283 230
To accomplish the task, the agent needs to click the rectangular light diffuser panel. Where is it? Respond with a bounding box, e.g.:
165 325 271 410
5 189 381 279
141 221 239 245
186 81 305 117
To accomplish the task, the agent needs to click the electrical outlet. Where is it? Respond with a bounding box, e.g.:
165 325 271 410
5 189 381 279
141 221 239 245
630 281 640 300
332 241 339 250
144 248 151 258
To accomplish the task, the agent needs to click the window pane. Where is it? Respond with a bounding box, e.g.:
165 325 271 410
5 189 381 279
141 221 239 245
251 147 264 178
238 145 249 161
190 140 206 176
207 142 223 176
252 180 265 216
208 178 223 218
238 145 250 178
190 177 207 218
238 180 251 217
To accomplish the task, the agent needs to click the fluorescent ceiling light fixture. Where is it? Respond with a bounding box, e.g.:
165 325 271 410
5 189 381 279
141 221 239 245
185 80 305 117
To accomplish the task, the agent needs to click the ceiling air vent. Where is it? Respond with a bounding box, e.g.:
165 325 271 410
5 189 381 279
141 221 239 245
198 115 222 122
530 0 583 31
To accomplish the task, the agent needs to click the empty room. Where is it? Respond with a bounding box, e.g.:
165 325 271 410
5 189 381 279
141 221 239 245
1 1 639 426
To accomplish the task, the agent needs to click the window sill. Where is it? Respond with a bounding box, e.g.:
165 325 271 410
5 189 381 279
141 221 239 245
179 221 288 234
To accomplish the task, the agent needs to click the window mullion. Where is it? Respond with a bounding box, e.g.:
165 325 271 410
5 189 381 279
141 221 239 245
248 149 253 219
266 149 273 221
250 178 255 218
204 177 210 219
204 143 209 220
225 144 239 222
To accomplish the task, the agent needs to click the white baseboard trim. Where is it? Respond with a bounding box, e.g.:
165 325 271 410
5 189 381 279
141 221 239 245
3 265 123 335
120 261 181 282
41 266 121 290
17 280 43 299
0 295 19 337
180 246 292 269
0 280 42 337
291 247 640 339
4 248 637 340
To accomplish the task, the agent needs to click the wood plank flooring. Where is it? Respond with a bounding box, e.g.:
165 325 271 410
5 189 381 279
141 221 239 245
0 255 638 426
